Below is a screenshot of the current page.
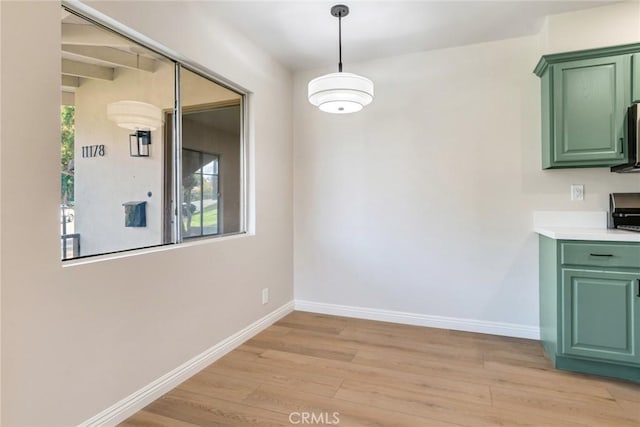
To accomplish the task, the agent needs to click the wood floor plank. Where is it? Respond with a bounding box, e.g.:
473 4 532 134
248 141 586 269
354 347 617 400
246 329 358 362
120 311 640 427
205 353 343 398
246 348 492 406
245 327 292 343
490 385 639 426
607 380 640 403
146 390 290 427
482 360 618 399
616 399 640 421
257 325 292 336
277 311 351 333
243 383 458 427
482 348 552 370
338 327 485 364
178 370 260 402
334 378 576 426
119 410 200 427
339 318 452 341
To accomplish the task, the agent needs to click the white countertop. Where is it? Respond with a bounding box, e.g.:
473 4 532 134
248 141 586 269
533 211 640 242
534 227 640 242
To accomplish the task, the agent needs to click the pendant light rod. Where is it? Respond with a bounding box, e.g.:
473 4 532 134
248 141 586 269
331 4 349 73
338 13 342 72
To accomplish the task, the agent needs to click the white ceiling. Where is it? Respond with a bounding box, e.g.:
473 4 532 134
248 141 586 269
202 0 618 71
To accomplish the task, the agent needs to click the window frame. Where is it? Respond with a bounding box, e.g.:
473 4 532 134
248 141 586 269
61 2 249 261
181 147 221 240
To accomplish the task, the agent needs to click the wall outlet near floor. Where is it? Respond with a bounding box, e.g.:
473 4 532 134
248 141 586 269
570 184 584 201
262 288 269 305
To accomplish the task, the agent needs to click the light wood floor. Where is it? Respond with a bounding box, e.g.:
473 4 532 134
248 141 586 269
120 311 640 426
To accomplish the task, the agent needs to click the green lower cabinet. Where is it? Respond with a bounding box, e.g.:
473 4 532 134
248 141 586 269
560 269 640 365
539 236 640 382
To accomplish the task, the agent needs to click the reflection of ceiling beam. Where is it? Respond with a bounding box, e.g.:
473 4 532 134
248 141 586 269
62 23 130 47
61 91 75 106
62 59 113 80
62 45 156 72
61 75 80 91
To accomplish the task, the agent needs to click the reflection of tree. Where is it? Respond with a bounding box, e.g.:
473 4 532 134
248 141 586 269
61 106 75 204
182 173 197 235
203 176 214 199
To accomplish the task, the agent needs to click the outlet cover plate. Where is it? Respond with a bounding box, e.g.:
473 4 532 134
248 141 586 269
571 184 584 201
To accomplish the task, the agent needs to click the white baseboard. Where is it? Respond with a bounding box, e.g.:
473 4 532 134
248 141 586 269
294 300 540 340
79 301 294 427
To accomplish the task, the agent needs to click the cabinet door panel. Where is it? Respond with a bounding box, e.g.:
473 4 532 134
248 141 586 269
633 53 640 103
561 269 640 364
553 56 628 165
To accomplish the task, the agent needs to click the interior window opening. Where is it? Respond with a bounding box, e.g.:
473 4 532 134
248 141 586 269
60 8 245 261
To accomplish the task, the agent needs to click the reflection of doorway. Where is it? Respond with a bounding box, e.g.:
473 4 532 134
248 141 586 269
163 101 241 243
182 149 220 238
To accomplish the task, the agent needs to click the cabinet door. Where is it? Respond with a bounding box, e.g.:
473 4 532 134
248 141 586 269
633 53 640 103
561 269 640 365
552 56 628 166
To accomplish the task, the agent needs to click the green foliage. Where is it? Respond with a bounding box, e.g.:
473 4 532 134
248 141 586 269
61 105 75 203
61 106 75 169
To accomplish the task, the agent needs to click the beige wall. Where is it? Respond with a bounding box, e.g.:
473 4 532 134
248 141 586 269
541 1 640 54
0 2 3 422
293 4 640 331
1 1 292 426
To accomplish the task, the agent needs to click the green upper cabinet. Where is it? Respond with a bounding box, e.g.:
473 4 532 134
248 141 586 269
633 53 640 103
552 56 628 166
535 43 640 169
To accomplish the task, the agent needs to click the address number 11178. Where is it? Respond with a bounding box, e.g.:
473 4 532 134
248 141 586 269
81 144 105 158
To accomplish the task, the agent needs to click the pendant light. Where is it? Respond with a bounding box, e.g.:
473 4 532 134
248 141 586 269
308 4 374 114
107 100 162 158
107 100 162 131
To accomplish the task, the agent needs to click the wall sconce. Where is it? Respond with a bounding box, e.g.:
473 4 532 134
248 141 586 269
130 130 151 157
107 100 161 159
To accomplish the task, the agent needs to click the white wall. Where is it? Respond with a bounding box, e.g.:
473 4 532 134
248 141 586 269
293 4 640 332
0 1 292 426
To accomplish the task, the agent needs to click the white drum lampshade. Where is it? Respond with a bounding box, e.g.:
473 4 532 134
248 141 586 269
107 100 162 131
308 5 374 114
308 72 374 114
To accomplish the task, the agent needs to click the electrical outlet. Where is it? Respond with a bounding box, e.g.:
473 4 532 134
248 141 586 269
262 288 269 305
570 184 584 201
